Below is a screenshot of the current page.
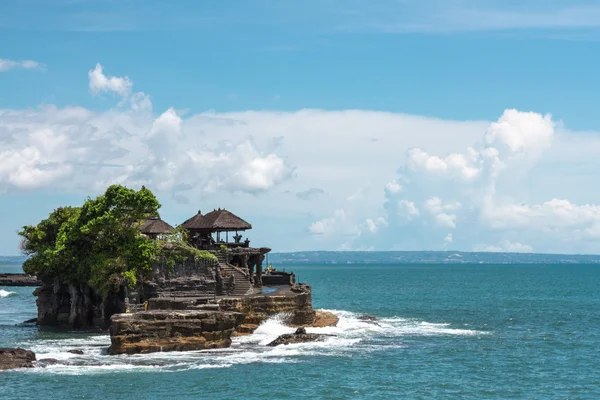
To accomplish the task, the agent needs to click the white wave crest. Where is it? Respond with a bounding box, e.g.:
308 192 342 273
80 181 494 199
0 289 16 298
20 309 488 375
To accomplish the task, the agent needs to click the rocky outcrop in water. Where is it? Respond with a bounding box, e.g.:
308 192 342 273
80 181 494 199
0 273 40 287
31 255 220 330
266 328 335 347
0 348 36 370
294 311 339 328
219 284 315 335
109 310 245 355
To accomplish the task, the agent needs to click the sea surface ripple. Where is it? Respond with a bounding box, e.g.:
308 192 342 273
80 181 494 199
1 263 599 399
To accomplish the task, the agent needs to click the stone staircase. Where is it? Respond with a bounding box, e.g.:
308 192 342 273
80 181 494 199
215 251 253 296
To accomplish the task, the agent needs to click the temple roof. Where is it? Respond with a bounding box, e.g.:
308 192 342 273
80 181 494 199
138 216 175 235
181 208 252 232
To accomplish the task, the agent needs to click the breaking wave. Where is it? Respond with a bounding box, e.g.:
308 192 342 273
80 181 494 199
21 310 488 375
0 289 16 298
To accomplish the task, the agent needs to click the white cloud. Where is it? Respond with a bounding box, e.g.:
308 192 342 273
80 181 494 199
5 64 600 253
88 63 133 97
311 108 600 254
0 58 44 72
435 213 456 229
385 180 402 194
444 233 453 244
332 1 600 34
309 209 348 236
397 200 420 220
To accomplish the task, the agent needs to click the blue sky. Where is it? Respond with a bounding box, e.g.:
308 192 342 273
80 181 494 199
2 0 600 255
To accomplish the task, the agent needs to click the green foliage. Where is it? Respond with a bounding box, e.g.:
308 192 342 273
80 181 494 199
19 185 161 295
159 228 217 269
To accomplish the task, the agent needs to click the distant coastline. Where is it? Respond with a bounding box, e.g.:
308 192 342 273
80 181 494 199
4 251 600 267
269 251 600 265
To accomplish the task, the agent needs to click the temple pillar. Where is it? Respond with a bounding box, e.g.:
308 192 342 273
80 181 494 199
248 256 256 286
256 254 264 288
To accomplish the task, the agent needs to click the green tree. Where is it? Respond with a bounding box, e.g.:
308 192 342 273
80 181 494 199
20 185 161 295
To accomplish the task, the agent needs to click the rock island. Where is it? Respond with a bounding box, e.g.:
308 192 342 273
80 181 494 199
17 185 337 356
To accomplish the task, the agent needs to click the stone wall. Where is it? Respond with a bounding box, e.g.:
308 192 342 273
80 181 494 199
131 255 218 302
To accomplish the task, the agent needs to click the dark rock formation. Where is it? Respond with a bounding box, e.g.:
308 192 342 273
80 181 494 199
67 349 84 355
109 310 245 355
266 328 335 347
33 278 125 329
218 284 315 335
32 255 224 330
0 348 36 370
358 315 380 326
0 273 40 287
358 315 377 321
36 358 60 367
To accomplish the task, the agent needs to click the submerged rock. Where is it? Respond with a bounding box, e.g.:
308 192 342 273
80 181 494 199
0 348 36 370
67 349 84 355
358 315 380 326
36 358 60 367
267 328 335 347
358 315 377 321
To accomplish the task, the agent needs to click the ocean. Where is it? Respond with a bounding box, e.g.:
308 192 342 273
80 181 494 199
1 262 599 399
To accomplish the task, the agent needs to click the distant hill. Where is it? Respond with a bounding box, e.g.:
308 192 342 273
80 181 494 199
3 252 600 267
268 251 600 265
0 255 26 265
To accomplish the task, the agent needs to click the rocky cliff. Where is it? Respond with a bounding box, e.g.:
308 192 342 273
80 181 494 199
32 255 219 329
33 278 125 329
109 310 245 355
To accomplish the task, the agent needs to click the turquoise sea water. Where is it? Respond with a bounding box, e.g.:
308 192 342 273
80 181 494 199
1 263 599 399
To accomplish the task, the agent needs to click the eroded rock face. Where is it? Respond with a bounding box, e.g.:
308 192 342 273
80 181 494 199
108 310 245 355
0 348 36 371
219 284 314 335
266 328 335 347
33 278 124 329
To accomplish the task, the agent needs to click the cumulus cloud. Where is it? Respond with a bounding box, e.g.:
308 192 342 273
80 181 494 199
0 58 44 72
308 108 600 254
0 65 294 196
309 209 349 236
88 63 133 97
5 65 600 253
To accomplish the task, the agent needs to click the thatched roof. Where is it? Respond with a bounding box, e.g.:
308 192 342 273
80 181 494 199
138 216 175 235
181 209 252 232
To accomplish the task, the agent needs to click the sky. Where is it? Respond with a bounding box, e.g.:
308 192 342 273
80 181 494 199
2 0 600 255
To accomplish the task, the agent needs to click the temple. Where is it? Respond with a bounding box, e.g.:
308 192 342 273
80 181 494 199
27 205 333 356
176 208 272 291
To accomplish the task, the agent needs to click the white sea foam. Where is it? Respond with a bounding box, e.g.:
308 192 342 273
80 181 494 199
22 309 488 375
0 289 16 298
